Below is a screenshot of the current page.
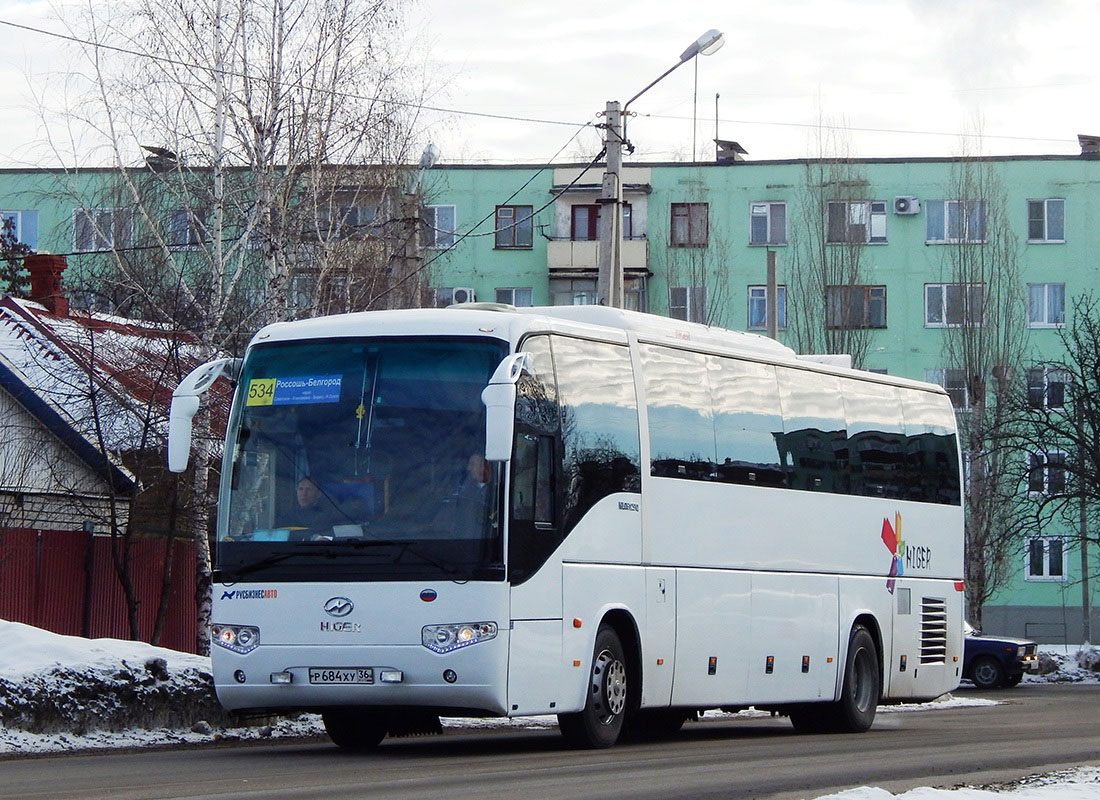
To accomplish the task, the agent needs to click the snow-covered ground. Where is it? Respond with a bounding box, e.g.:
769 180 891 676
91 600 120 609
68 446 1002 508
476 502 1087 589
2 618 1099 800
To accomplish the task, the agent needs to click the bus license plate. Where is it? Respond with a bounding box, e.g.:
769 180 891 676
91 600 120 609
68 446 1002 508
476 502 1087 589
308 667 374 685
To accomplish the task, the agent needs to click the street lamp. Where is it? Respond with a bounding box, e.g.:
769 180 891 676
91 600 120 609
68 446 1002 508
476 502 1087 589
597 29 725 308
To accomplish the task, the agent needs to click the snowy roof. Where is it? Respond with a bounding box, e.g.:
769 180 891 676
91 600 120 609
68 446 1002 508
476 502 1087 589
0 296 223 488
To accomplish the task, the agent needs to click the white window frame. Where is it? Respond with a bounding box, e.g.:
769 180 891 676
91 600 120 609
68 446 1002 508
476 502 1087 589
669 285 707 323
749 201 786 245
423 204 456 249
926 368 970 411
1027 198 1065 244
747 284 786 331
1027 450 1067 496
73 207 134 252
1027 366 1069 411
1027 283 1065 328
924 283 984 328
826 200 887 244
925 200 986 244
1025 537 1067 582
495 287 533 307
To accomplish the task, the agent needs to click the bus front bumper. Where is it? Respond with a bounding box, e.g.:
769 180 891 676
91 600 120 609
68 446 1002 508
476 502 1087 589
212 640 509 716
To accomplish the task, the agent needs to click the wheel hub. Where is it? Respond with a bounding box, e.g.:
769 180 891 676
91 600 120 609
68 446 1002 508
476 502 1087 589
592 649 627 723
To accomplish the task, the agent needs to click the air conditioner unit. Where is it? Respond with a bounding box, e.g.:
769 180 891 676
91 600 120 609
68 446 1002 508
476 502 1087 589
894 196 921 215
451 287 476 304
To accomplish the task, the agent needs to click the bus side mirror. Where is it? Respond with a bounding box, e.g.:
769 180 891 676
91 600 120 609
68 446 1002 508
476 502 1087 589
482 352 530 463
167 357 242 473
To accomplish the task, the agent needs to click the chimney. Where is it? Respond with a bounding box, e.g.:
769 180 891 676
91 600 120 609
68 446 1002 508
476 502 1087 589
24 254 69 316
715 139 748 164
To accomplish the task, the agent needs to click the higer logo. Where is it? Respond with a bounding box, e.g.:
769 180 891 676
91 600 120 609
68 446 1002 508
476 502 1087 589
323 597 354 617
881 512 932 594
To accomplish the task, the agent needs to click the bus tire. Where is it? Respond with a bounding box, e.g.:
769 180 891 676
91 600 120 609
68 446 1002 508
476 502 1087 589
833 624 880 732
558 623 629 749
322 709 387 750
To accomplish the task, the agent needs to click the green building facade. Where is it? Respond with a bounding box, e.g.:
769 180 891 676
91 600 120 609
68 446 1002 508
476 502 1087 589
3 150 1098 641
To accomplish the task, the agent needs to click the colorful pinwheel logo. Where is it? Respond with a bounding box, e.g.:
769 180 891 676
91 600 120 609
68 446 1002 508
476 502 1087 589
881 512 903 594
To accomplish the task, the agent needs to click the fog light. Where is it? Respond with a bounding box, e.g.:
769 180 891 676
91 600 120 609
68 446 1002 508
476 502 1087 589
443 669 457 684
270 671 293 684
234 670 247 683
379 670 403 683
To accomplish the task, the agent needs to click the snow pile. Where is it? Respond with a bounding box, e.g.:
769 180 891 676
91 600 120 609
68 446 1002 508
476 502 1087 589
0 620 232 737
817 766 1100 800
1023 646 1100 684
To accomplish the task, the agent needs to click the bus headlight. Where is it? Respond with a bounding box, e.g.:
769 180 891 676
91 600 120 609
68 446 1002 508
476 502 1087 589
422 622 497 654
211 624 260 654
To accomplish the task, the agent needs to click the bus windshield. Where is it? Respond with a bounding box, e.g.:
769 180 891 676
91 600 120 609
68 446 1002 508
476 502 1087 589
217 336 508 582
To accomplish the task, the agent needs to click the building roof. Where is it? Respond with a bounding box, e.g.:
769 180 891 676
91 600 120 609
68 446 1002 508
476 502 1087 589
0 296 224 490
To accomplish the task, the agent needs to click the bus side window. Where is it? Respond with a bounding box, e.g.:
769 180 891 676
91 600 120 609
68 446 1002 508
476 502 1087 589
776 368 849 493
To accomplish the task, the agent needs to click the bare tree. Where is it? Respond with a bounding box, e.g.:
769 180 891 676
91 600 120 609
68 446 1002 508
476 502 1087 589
1013 293 1100 640
43 0 427 651
936 153 1029 625
787 124 876 366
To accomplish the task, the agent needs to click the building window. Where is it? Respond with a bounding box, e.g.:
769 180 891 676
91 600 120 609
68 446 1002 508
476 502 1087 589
333 204 381 239
747 285 786 331
925 200 986 243
570 203 632 241
1027 451 1066 495
168 208 208 247
670 202 708 247
495 287 533 306
1027 283 1065 328
0 210 37 249
1027 367 1068 410
749 202 786 245
73 208 134 251
826 285 887 329
1028 199 1065 243
826 201 886 244
926 368 970 410
495 205 533 249
550 277 597 306
669 286 706 323
1026 538 1066 581
925 283 984 327
422 204 456 249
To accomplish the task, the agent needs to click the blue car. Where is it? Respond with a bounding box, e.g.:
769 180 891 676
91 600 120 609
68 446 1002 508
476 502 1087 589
963 621 1039 689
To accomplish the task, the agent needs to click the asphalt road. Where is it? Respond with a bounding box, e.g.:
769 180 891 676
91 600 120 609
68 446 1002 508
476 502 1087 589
4 684 1098 800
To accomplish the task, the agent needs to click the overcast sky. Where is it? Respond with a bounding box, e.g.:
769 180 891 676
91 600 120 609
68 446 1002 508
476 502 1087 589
0 0 1096 168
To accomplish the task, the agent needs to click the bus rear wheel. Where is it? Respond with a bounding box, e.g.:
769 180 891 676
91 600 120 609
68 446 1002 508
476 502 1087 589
322 709 387 750
558 624 629 749
790 624 880 734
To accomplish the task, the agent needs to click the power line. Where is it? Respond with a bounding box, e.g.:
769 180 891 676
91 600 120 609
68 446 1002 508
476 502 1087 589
0 18 592 130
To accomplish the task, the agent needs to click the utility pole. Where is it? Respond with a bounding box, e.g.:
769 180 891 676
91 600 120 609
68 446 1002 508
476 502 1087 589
596 101 623 308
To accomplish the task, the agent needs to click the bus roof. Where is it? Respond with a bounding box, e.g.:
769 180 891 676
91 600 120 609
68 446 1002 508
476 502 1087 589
248 304 947 396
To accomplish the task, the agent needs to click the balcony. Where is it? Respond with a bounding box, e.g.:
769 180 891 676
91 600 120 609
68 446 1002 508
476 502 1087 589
546 238 648 271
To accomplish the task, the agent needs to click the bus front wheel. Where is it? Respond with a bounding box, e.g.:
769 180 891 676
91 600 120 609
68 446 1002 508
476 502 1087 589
558 623 629 749
322 709 387 750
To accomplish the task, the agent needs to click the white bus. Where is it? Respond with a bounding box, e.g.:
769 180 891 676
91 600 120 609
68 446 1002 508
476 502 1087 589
169 304 964 749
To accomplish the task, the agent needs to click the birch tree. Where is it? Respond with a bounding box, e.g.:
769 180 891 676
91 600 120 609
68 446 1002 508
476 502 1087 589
48 0 427 651
935 154 1029 625
787 125 876 366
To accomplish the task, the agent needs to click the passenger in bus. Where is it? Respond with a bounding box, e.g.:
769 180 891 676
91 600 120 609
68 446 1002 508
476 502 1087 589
283 477 343 540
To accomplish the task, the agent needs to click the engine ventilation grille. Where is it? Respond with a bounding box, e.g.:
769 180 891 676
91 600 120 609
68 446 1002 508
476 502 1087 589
920 597 948 664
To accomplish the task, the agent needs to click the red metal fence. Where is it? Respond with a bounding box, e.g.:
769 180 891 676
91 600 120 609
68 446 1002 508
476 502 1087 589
0 528 198 653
